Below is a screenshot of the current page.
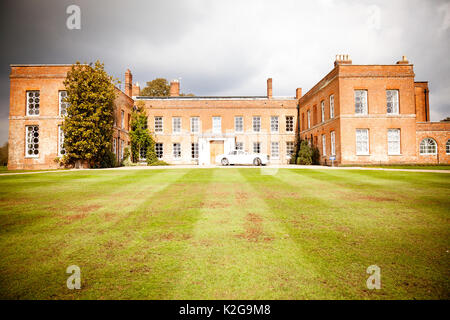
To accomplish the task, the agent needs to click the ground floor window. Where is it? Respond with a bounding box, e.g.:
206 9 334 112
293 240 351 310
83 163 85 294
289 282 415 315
253 142 261 154
173 143 181 159
387 129 401 155
331 131 336 156
419 138 437 155
113 138 117 154
120 140 124 161
286 141 294 157
447 140 450 154
139 146 147 161
271 142 279 158
191 143 199 159
356 129 369 155
235 142 243 151
58 126 65 157
155 143 163 159
322 134 326 156
25 125 39 157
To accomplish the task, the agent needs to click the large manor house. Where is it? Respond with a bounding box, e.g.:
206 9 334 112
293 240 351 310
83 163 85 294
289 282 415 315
7 55 450 169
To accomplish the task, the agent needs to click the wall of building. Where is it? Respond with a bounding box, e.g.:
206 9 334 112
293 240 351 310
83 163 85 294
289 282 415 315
416 122 450 164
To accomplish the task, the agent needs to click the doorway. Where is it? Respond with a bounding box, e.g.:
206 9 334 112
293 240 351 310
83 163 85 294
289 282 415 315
210 140 224 164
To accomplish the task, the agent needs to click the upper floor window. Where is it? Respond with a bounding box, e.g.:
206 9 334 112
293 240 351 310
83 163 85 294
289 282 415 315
286 116 294 132
172 117 181 134
386 90 399 114
307 110 311 129
26 91 40 116
59 91 69 116
329 95 335 118
212 116 221 134
25 125 39 157
419 138 437 155
387 129 401 155
270 116 279 132
235 116 243 133
58 126 66 157
355 90 368 114
154 116 163 133
321 101 325 122
446 140 450 154
253 116 261 132
121 110 125 129
191 117 199 133
356 129 369 155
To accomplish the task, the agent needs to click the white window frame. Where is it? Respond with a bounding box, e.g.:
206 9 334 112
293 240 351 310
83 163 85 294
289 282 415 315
331 131 336 156
172 117 181 134
387 129 401 155
59 90 68 117
270 116 279 133
307 110 311 129
155 143 163 159
321 101 325 122
25 125 39 158
191 143 199 159
419 138 437 155
173 143 181 159
286 141 294 158
121 110 125 129
356 129 369 155
212 116 221 134
26 91 40 116
286 116 294 133
322 134 326 156
154 117 163 133
190 117 199 134
271 141 279 159
236 142 244 151
235 116 243 133
113 138 117 154
355 90 368 115
329 95 335 119
58 126 65 157
252 116 261 132
253 142 261 154
386 90 399 115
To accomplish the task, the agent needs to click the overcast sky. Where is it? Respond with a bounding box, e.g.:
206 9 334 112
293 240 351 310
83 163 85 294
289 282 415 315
1 0 449 145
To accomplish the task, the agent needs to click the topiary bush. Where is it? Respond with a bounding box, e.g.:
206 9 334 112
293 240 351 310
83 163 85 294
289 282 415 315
296 140 313 165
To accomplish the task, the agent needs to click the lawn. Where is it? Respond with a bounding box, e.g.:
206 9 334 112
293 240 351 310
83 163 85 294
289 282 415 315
0 168 448 299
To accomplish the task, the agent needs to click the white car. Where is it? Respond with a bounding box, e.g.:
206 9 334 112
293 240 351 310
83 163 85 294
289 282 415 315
216 150 269 166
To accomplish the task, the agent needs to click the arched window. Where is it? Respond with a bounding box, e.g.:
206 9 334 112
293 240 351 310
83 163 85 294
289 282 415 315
419 138 437 155
446 140 450 154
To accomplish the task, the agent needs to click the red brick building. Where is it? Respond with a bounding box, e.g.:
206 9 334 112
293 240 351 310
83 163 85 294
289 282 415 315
6 57 450 169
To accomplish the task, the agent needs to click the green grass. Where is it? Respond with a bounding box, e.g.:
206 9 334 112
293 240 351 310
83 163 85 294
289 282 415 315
0 168 449 299
0 166 65 174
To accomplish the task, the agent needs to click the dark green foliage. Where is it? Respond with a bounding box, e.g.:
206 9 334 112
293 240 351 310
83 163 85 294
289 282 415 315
129 102 157 164
95 150 117 168
0 142 8 166
62 61 117 168
297 140 313 165
312 146 321 165
140 78 170 96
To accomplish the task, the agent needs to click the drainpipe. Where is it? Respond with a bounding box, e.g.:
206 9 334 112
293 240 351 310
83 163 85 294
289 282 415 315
424 88 429 122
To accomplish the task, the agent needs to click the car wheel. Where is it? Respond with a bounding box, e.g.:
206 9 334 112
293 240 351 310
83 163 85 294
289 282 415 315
253 158 261 166
221 158 229 166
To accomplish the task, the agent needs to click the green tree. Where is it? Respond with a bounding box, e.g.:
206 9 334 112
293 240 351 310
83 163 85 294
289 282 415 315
140 78 170 96
296 140 313 165
0 142 8 166
62 61 117 168
129 101 155 163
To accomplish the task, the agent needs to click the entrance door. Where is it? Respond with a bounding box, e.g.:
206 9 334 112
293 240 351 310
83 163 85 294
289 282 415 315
210 140 224 164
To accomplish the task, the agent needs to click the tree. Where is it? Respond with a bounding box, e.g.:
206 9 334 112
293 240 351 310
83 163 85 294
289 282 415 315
0 142 8 166
129 101 155 163
62 61 117 168
140 78 170 96
442 117 450 122
296 140 313 165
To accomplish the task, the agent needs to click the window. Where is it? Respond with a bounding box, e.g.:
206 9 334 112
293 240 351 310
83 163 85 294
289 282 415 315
236 142 244 151
120 140 124 161
386 90 399 114
191 117 199 133
286 141 294 158
321 101 325 122
173 143 181 158
388 129 401 155
286 116 294 132
322 134 326 156
113 138 117 154
331 131 336 156
356 129 369 155
25 125 39 157
252 116 261 132
121 111 125 129
191 143 199 159
307 110 311 129
270 116 279 132
212 116 221 134
253 142 261 153
26 91 40 116
59 91 69 116
155 143 163 159
172 117 181 134
58 126 65 157
154 117 163 133
139 146 147 161
235 116 243 133
271 142 279 158
329 95 335 118
355 90 368 114
419 138 437 155
447 140 450 154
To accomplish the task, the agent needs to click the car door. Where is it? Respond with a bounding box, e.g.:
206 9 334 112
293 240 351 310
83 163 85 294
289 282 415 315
228 151 237 164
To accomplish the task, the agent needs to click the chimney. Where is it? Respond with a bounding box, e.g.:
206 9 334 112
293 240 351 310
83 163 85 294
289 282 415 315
267 78 272 99
396 55 409 64
334 54 352 67
296 88 302 99
125 69 132 97
132 82 140 97
170 79 180 97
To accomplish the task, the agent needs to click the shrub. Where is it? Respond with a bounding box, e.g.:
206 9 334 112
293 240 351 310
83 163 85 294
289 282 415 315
312 146 321 165
148 160 169 166
96 150 117 168
296 141 313 165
